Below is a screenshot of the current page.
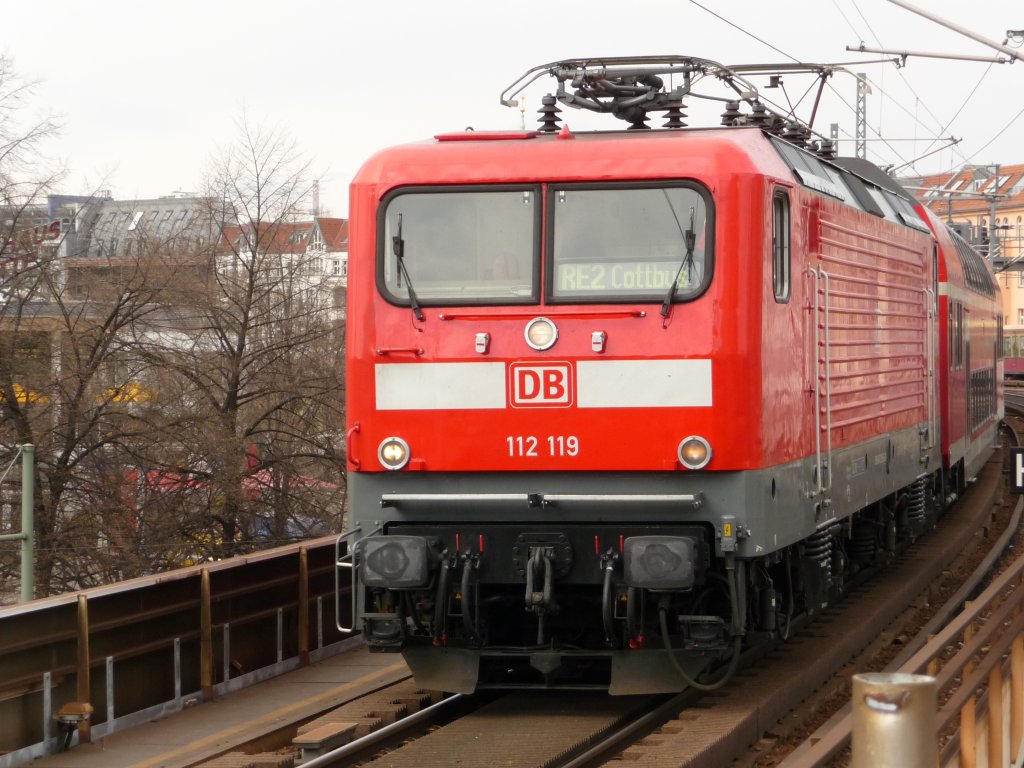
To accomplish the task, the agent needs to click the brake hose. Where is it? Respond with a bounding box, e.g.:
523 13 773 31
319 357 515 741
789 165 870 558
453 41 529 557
602 562 618 647
658 558 743 692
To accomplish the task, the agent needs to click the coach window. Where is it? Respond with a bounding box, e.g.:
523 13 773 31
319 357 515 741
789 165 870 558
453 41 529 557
548 183 713 303
772 190 791 302
378 187 540 306
956 303 964 370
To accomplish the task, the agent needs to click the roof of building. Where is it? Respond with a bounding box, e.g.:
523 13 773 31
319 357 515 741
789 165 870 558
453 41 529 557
316 218 348 250
904 164 1024 218
219 217 348 255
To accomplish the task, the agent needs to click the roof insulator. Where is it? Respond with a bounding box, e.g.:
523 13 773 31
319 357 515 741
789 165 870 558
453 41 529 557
537 95 562 134
817 139 837 159
620 105 651 130
782 121 805 143
721 100 742 126
748 101 771 129
661 99 688 129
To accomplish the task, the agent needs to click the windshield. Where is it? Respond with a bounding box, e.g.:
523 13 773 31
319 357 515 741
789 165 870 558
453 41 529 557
549 184 712 302
380 188 539 305
377 183 713 308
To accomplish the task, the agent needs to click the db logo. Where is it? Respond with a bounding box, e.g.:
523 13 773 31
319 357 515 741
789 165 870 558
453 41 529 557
509 362 574 408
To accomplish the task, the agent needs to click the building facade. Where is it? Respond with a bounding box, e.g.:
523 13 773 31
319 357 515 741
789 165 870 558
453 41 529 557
905 163 1024 325
218 216 348 318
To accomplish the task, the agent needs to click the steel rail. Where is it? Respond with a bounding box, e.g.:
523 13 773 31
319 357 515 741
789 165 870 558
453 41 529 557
299 693 467 768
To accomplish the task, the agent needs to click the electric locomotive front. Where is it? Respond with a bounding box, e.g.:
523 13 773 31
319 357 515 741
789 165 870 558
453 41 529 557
343 127 785 693
341 56 958 695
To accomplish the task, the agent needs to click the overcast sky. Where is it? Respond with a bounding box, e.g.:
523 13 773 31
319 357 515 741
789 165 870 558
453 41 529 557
4 0 1022 216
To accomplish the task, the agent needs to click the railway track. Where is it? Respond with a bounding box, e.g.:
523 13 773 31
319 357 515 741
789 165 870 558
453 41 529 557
196 421 1018 768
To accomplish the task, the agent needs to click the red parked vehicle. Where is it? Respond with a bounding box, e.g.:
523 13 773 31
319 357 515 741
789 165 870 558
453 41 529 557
339 57 1003 694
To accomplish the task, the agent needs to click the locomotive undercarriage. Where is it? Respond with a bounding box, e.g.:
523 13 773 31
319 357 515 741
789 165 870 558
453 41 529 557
349 468 944 694
358 521 740 694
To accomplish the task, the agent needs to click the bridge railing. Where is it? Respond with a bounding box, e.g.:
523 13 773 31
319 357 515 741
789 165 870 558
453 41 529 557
0 536 354 767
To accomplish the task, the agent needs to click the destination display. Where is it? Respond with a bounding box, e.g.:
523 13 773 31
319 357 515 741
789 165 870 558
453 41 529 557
555 260 694 294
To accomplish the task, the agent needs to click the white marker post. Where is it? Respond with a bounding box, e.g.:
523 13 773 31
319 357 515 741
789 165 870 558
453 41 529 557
1013 448 1024 494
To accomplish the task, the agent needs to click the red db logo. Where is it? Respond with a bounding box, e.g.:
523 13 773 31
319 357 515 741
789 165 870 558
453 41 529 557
509 362 574 408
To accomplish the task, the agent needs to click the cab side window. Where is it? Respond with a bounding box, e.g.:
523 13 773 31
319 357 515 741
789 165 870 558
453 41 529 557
773 190 791 303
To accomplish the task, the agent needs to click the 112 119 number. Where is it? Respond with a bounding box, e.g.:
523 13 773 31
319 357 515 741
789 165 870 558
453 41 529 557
506 435 580 457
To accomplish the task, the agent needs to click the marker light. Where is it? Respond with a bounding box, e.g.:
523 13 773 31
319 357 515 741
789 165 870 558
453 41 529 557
378 437 411 470
525 317 558 351
677 436 712 470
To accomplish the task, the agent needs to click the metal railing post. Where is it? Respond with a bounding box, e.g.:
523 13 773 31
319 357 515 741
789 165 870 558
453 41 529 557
1012 617 1024 759
988 662 1004 767
298 546 309 666
200 569 213 700
42 671 52 754
76 594 92 744
962 615 977 767
852 673 937 768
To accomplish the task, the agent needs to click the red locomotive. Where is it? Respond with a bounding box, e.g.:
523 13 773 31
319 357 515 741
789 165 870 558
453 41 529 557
339 57 1003 694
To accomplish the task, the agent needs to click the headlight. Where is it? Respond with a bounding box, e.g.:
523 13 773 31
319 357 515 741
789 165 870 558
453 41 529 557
525 317 558 351
378 437 410 470
677 435 712 470
623 536 697 590
361 535 432 588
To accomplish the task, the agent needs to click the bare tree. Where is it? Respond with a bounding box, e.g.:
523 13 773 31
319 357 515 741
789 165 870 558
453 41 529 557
0 229 185 593
1 90 345 598
145 116 346 557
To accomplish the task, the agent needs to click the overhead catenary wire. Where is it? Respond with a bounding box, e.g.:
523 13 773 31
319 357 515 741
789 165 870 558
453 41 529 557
685 0 927 170
835 0 975 171
694 0 1015 176
684 0 799 63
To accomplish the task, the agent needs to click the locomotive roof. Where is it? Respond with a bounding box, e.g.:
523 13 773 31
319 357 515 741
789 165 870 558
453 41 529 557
353 126 929 235
352 126 792 188
831 156 917 202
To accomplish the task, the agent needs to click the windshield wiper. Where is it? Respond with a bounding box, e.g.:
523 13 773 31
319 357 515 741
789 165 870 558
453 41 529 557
392 213 424 321
660 203 697 319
